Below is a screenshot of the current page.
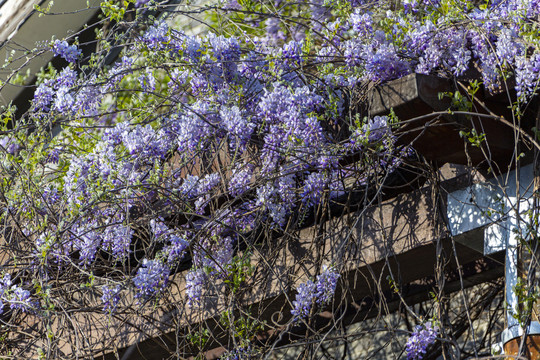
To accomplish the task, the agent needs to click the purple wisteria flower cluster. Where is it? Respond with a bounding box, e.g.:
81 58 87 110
361 116 391 143
150 218 190 264
33 67 77 113
302 172 327 206
183 231 239 307
52 40 82 63
61 216 135 265
0 274 34 313
516 54 540 100
229 165 254 197
291 266 340 320
32 65 105 116
101 285 121 313
0 136 20 155
132 259 170 300
405 322 438 359
102 224 134 260
185 268 206 306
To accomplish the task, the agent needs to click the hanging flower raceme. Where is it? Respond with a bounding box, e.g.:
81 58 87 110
0 274 35 313
405 322 438 360
291 266 340 320
133 259 170 300
101 285 121 313
185 268 206 306
52 40 82 63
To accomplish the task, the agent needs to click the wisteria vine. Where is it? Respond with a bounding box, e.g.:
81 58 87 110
0 0 537 357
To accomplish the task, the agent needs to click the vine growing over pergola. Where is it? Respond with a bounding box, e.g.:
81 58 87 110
0 0 538 358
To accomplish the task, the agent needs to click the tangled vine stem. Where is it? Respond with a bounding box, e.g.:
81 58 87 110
0 0 538 358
